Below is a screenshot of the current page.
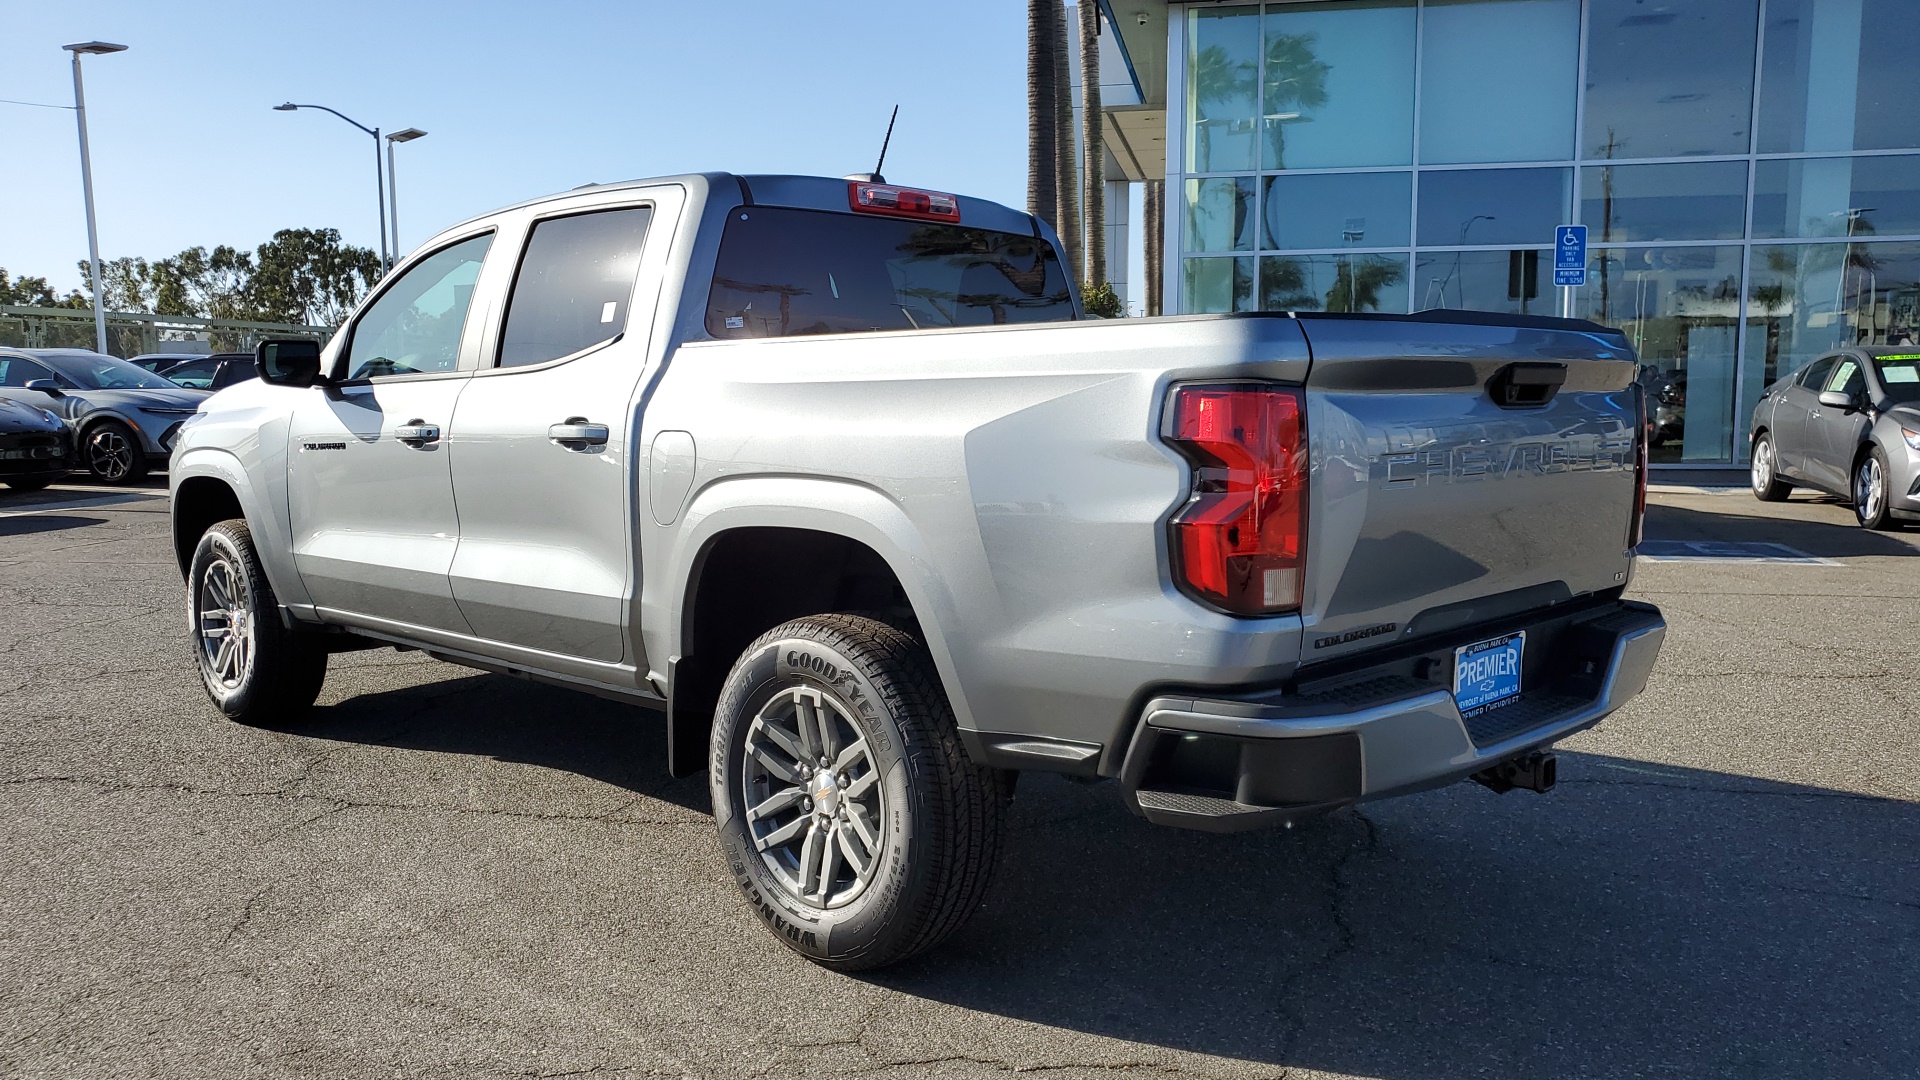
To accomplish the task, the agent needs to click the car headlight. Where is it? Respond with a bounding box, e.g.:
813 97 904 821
1904 427 1920 451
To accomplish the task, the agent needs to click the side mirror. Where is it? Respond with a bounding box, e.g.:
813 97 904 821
1817 389 1857 411
255 339 326 388
22 379 63 397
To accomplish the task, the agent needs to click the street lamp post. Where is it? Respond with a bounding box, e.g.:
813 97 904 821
384 128 427 259
274 102 390 270
63 41 127 355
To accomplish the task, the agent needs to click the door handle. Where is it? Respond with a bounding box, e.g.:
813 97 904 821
395 420 441 445
549 418 610 449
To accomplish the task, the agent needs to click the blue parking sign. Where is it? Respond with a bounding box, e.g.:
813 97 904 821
1554 225 1587 287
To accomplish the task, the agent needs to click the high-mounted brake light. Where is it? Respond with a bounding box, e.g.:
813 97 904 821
1631 382 1649 548
848 181 961 223
1164 384 1309 615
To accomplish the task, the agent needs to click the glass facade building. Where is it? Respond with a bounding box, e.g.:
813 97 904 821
1164 0 1920 464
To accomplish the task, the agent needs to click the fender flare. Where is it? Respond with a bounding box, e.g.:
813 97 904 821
168 447 312 610
644 475 976 732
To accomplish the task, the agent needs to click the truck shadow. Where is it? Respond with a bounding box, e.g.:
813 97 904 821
1645 501 1919 558
296 671 1918 1075
875 759 1920 1076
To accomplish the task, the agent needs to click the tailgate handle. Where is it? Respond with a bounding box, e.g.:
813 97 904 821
1489 362 1567 409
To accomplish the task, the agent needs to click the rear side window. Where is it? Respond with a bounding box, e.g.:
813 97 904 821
499 206 653 368
706 206 1074 339
0 357 55 387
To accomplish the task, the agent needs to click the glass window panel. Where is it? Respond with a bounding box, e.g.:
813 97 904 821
1757 0 1920 154
1419 0 1579 164
1187 8 1261 173
1749 241 1920 401
1584 0 1758 159
1580 161 1749 243
1260 254 1410 313
1260 0 1415 171
500 207 652 368
1185 176 1257 253
1262 172 1411 250
1752 156 1920 240
1577 245 1744 462
1417 168 1570 248
345 233 492 380
1183 257 1255 313
1413 249 1552 314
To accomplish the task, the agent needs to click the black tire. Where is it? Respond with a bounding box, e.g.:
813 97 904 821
1853 445 1902 530
82 419 148 484
187 519 328 724
710 614 1009 971
5 476 55 492
1750 432 1791 502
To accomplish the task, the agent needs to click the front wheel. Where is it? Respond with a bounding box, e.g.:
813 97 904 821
1854 446 1902 530
710 614 1009 970
1751 433 1791 502
188 519 329 724
83 419 148 485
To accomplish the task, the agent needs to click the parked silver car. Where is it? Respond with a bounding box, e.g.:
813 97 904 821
1750 347 1920 529
0 348 208 483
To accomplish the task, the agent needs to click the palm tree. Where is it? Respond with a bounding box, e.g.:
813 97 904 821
1143 180 1164 316
1262 33 1329 170
1052 0 1080 273
1079 0 1105 286
1324 256 1405 313
1027 0 1057 229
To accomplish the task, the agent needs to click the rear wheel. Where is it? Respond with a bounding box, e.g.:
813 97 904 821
1854 446 1901 530
1751 433 1791 502
710 614 1009 970
188 519 328 724
83 419 147 484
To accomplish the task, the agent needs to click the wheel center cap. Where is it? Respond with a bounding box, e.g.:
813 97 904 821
809 770 841 817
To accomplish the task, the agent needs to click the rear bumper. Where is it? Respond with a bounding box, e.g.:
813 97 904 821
1119 599 1666 832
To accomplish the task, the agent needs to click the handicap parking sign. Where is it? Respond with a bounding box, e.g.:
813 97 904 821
1554 225 1587 287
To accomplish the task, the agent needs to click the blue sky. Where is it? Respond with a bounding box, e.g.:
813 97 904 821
2 1 1047 292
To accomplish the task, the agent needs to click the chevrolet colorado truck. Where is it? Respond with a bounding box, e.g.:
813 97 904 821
169 172 1666 970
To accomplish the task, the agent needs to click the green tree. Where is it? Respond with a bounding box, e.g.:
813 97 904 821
151 245 258 319
0 268 85 307
1324 256 1404 313
246 228 381 326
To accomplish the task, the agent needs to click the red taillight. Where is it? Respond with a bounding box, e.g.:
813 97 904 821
1165 384 1308 615
1631 382 1649 548
848 181 961 223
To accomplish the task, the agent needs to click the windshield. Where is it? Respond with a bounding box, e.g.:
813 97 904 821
706 206 1075 338
40 352 181 391
1876 354 1920 404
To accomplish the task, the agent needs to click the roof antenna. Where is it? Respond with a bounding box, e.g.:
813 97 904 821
852 104 894 183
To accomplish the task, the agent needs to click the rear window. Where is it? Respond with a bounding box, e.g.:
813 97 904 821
706 206 1074 339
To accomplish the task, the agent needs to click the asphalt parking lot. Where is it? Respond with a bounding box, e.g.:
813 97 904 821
1 478 1915 1079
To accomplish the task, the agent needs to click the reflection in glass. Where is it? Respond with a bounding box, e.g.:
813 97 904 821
1752 156 1920 240
1578 245 1744 463
1758 0 1920 154
1187 8 1260 173
1584 0 1757 159
1414 249 1549 314
1183 257 1255 313
1260 0 1415 171
1417 168 1570 248
1749 241 1920 399
1581 161 1748 244
1184 177 1256 253
1262 172 1411 250
1419 0 1578 164
1261 254 1410 313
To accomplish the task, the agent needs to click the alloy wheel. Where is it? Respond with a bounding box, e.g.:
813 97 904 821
1752 439 1774 494
740 685 887 909
88 428 135 481
196 555 255 692
1856 456 1885 523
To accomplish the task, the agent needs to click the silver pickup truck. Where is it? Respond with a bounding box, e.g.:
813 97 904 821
169 172 1665 970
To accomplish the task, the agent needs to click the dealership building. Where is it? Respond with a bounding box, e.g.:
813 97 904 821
1093 0 1919 465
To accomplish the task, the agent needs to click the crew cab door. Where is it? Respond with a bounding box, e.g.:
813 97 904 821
286 231 495 634
446 194 670 666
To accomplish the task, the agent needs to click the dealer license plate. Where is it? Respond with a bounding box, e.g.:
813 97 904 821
1454 631 1525 716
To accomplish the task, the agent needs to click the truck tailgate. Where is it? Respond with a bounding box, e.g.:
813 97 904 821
1295 314 1640 667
